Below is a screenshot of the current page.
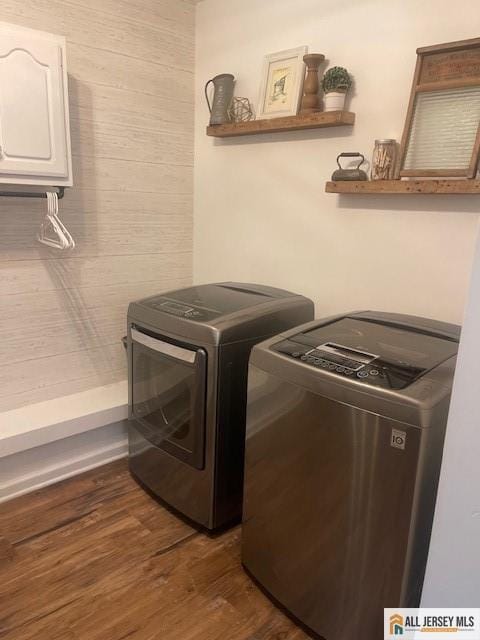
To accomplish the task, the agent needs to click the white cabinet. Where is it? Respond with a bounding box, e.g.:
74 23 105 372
0 22 72 186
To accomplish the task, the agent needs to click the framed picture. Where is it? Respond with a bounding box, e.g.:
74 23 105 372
257 46 308 119
397 38 480 178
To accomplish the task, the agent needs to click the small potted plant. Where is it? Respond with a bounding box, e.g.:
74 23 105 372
322 66 352 111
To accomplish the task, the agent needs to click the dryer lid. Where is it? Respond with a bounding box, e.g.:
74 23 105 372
139 282 298 322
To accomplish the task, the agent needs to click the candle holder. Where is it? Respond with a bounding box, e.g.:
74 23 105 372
299 53 325 114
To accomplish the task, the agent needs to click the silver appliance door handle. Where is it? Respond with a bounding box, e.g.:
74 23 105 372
131 328 196 364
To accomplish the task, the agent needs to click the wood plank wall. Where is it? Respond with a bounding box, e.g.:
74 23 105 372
0 0 195 412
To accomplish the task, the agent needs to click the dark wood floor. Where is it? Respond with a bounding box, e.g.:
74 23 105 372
0 460 309 640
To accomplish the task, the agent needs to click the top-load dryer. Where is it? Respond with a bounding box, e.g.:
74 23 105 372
242 311 460 640
127 282 314 530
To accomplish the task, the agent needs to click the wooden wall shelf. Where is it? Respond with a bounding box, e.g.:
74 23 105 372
325 179 480 195
206 111 355 138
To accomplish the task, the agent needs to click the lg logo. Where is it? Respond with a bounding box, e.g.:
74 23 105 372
391 429 407 450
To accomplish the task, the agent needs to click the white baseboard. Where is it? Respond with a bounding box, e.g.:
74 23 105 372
0 420 129 503
0 380 128 458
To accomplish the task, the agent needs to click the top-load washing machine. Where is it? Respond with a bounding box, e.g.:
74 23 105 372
241 311 460 640
127 282 314 530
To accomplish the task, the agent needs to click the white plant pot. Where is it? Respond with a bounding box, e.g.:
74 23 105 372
323 92 346 111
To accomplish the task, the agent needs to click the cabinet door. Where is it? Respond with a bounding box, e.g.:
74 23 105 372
0 29 70 180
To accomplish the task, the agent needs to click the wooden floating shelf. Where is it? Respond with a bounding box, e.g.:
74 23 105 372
325 179 480 195
206 111 355 138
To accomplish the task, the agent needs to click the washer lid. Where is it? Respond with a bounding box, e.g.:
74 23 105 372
272 313 459 390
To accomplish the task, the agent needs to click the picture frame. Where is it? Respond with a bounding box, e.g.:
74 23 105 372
257 46 308 120
397 38 480 179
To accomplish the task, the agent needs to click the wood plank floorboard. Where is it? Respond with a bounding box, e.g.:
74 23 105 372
0 460 310 640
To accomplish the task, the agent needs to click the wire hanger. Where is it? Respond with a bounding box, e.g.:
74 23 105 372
51 192 75 249
37 191 75 250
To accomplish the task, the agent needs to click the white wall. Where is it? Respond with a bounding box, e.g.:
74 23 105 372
421 222 480 606
194 0 479 324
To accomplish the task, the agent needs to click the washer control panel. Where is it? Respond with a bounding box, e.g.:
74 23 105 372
294 348 385 380
272 340 424 389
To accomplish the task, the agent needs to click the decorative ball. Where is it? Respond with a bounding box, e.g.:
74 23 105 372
228 97 255 123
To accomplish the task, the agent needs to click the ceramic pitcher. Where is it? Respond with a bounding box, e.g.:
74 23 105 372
205 74 235 125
